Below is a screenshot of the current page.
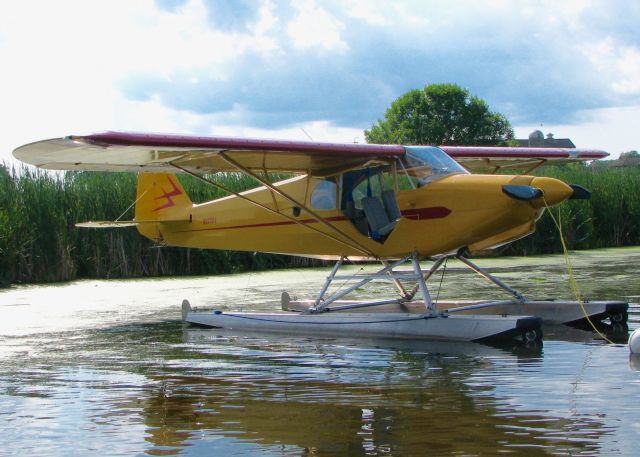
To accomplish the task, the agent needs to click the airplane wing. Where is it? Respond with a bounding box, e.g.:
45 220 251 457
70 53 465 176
13 131 405 176
14 131 607 176
440 146 608 174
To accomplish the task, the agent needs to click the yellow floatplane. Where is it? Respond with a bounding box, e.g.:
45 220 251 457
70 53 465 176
14 132 628 344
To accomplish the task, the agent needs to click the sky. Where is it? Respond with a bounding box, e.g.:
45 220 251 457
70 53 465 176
1 0 639 166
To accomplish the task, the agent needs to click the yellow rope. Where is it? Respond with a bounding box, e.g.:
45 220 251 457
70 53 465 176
544 198 614 344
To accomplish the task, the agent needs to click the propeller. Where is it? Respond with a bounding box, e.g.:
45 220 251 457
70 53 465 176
569 184 591 200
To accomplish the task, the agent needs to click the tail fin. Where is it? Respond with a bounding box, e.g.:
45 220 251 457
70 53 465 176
76 173 192 240
135 173 192 242
135 172 192 222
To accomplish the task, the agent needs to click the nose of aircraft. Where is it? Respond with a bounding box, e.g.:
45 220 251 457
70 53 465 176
529 177 574 207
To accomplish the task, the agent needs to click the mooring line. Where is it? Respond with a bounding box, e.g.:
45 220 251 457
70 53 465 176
544 197 614 344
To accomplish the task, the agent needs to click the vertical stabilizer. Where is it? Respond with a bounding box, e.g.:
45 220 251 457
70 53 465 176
135 173 192 241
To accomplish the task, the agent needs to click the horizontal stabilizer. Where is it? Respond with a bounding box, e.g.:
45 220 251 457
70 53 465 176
76 219 186 228
76 221 137 228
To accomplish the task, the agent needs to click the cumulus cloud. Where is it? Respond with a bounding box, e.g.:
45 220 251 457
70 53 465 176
1 0 639 165
287 0 347 50
118 0 640 130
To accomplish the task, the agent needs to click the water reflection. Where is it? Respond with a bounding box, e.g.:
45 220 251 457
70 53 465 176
109 328 607 457
1 248 639 456
0 320 628 456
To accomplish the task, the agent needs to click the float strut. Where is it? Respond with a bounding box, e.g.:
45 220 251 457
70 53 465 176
411 252 434 312
407 255 448 301
456 255 526 301
382 259 410 298
314 257 344 308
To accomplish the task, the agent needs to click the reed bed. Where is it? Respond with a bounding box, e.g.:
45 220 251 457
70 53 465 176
0 166 295 286
1 163 638 286
504 164 640 255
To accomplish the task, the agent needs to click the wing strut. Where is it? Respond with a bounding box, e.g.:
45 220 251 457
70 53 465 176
218 152 376 258
521 160 546 175
170 162 375 258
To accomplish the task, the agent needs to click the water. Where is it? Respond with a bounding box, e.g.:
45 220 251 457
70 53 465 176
1 247 639 456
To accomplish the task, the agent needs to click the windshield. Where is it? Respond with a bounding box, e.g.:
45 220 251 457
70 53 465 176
400 146 468 187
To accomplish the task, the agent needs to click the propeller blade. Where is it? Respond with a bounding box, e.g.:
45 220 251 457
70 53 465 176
502 184 543 201
569 184 591 200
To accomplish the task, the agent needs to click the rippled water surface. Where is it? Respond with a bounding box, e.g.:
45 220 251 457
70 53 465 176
1 247 639 456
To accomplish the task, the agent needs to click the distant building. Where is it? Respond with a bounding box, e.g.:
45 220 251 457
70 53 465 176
516 130 575 148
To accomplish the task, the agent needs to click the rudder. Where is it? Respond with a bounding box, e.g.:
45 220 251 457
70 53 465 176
135 173 192 220
135 173 192 241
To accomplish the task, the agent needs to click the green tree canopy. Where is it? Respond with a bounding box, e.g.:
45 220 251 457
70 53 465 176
365 83 514 145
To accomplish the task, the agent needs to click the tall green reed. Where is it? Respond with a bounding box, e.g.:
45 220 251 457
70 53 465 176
1 166 296 286
504 164 640 255
1 163 638 286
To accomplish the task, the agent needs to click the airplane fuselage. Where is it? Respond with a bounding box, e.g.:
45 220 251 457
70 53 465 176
142 172 572 259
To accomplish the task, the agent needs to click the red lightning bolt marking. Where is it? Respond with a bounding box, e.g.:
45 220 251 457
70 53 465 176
152 177 183 212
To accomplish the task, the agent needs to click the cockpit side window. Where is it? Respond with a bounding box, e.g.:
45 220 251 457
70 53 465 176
310 179 338 210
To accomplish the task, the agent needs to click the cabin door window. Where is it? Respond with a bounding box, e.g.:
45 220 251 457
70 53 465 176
341 167 401 242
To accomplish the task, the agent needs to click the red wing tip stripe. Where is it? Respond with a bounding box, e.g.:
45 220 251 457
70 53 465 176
79 131 405 157
70 133 609 160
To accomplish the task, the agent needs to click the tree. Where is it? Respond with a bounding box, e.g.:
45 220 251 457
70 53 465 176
620 150 639 158
365 83 514 145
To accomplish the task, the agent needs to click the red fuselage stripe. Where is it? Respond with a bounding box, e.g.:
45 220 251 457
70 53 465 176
176 207 451 233
401 207 452 219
